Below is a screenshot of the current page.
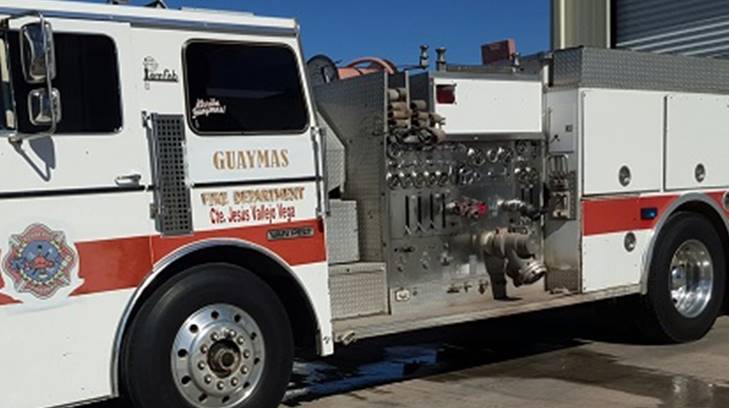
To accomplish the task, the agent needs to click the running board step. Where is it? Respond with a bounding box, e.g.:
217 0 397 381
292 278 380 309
329 263 388 321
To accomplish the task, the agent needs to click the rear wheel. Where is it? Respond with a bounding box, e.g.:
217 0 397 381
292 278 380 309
122 263 293 408
637 213 726 343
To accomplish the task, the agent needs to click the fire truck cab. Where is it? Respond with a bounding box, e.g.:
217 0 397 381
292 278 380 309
1 2 729 408
0 2 328 408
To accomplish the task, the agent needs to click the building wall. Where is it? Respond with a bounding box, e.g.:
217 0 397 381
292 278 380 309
552 0 611 50
615 0 729 58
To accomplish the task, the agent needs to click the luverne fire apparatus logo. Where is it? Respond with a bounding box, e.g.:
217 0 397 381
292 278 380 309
2 224 78 300
143 56 179 83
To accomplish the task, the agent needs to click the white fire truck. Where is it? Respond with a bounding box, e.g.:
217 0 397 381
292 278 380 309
1 1 728 408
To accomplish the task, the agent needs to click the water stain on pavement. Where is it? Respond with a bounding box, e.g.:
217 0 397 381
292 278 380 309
427 347 729 408
284 304 729 408
284 329 587 404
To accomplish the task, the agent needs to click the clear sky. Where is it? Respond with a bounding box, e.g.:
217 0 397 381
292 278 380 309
81 0 550 66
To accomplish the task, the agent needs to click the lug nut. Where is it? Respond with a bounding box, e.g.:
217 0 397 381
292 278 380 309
211 332 220 342
241 366 249 375
200 345 209 354
228 330 236 338
243 350 251 359
204 375 212 384
231 378 239 387
236 337 245 346
217 381 225 391
198 362 206 370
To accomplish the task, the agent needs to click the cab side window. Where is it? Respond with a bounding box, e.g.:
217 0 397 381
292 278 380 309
9 32 123 134
184 42 309 135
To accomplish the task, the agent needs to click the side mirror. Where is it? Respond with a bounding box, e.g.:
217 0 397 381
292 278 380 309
20 21 56 84
28 87 61 126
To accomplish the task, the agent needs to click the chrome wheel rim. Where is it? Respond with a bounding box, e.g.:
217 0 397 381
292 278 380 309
172 304 265 408
670 240 714 318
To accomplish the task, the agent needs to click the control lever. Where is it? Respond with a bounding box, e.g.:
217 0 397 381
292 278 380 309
447 197 488 220
498 199 543 220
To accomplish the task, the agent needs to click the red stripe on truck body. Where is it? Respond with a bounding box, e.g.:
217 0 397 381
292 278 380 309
0 219 326 305
582 195 677 236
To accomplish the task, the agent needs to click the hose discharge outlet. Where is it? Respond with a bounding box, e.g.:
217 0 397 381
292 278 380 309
475 229 547 287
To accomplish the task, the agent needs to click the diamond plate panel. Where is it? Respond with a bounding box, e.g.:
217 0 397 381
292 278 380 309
318 112 346 193
315 73 389 261
553 47 729 94
149 114 192 236
326 200 360 265
329 263 388 320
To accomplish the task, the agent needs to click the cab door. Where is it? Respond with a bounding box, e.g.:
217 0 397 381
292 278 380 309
179 38 326 264
130 27 324 253
0 17 154 408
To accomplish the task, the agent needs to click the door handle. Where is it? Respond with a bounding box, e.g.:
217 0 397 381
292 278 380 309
115 172 142 186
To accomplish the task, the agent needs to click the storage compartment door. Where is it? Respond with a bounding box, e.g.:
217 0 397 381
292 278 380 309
582 90 664 195
665 94 729 190
434 78 543 135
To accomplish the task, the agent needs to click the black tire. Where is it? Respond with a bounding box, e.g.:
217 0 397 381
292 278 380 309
122 263 293 408
637 213 726 343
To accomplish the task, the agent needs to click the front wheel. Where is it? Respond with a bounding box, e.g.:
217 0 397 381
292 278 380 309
122 263 293 408
637 213 726 343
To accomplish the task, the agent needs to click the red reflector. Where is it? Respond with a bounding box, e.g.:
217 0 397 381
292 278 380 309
436 84 456 104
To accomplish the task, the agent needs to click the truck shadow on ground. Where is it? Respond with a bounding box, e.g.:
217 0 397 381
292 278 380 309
97 298 729 408
285 298 729 408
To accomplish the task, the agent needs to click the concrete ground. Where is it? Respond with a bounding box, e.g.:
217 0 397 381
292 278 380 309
97 301 729 408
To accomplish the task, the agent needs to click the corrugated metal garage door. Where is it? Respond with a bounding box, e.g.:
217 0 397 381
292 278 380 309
616 0 729 58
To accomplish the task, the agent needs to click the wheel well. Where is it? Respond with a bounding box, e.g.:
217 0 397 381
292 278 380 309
670 201 729 311
123 245 319 358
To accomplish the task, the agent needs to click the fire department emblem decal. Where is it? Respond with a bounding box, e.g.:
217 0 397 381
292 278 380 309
2 224 78 300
